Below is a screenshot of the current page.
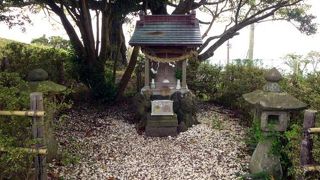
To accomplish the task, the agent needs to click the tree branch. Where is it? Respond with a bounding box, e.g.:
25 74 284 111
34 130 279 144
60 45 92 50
46 0 83 56
198 1 291 61
78 0 96 60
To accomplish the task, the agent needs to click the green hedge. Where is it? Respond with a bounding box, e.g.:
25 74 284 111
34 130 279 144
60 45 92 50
0 72 34 178
0 41 74 83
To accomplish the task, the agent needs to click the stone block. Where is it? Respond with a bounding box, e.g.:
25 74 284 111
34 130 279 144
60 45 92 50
250 139 283 179
145 114 178 137
147 114 178 127
145 127 177 137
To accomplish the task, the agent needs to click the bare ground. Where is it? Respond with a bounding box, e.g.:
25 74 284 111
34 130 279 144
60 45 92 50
49 102 250 180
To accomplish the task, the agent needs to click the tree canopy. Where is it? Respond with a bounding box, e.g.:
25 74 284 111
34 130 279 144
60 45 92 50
31 35 71 49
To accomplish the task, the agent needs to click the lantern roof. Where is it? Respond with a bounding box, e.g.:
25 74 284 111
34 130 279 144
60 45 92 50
243 68 307 111
129 11 202 47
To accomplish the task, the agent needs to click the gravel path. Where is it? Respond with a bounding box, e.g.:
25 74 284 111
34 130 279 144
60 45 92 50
50 103 250 179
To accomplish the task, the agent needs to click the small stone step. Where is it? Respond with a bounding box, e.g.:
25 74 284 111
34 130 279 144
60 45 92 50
145 114 178 137
145 127 177 137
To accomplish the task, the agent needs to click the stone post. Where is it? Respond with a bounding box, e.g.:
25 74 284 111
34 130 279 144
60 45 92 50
182 60 187 89
144 58 150 89
300 109 316 166
30 92 47 180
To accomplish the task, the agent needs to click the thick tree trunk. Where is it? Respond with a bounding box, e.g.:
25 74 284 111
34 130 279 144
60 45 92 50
109 19 127 67
78 56 114 100
116 46 140 101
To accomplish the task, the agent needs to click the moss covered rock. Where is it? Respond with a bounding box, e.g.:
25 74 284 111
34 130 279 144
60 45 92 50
180 92 197 113
27 68 49 81
171 91 199 129
27 80 66 93
133 92 151 126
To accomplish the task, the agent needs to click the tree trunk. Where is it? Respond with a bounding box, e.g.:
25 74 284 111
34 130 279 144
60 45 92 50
78 56 114 100
116 46 140 101
109 19 127 67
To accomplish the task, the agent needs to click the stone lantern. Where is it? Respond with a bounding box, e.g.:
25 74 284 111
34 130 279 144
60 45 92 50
243 68 307 178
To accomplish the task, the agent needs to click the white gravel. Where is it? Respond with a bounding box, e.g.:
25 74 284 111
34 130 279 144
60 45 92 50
50 104 250 179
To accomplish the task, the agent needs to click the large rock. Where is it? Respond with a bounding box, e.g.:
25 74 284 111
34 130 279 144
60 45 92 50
177 121 188 132
180 93 197 113
171 91 182 112
250 139 283 179
27 68 49 81
133 93 151 117
171 91 199 128
182 113 198 127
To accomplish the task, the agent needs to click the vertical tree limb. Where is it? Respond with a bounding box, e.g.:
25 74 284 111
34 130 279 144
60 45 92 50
116 46 140 101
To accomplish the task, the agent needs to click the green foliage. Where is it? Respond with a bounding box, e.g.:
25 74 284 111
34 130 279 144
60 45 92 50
246 117 263 153
216 61 265 108
0 72 72 178
187 59 265 124
60 151 81 166
283 123 304 177
284 5 317 35
280 72 320 178
71 56 116 101
0 72 33 178
189 59 265 105
175 68 182 80
188 61 222 100
31 34 49 45
0 72 29 110
31 35 71 50
0 41 74 83
211 113 223 130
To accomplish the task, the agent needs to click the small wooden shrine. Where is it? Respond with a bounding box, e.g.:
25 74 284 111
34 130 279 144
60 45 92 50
129 11 202 137
129 11 202 96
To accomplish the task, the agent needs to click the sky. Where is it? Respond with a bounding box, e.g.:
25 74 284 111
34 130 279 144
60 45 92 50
209 0 320 68
0 0 319 70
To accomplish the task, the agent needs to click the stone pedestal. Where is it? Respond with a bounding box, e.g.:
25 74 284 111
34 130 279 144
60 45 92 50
250 138 283 179
145 114 178 137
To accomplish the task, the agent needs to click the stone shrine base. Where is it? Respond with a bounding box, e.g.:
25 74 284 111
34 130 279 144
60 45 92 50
145 114 178 137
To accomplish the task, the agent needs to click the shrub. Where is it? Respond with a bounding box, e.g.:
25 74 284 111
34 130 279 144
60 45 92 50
188 62 222 100
0 41 74 83
0 72 33 178
215 63 265 108
280 73 320 178
0 72 72 178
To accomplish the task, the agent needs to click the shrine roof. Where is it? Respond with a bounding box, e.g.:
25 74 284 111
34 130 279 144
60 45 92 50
129 13 202 47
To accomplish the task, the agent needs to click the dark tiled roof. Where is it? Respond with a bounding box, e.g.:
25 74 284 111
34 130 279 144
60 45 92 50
129 15 202 46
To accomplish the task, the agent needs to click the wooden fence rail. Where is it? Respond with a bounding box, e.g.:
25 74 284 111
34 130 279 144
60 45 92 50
0 92 47 180
0 111 45 117
300 109 320 173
